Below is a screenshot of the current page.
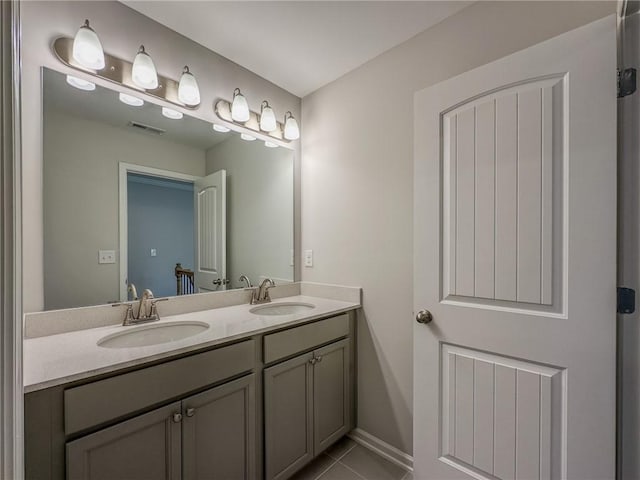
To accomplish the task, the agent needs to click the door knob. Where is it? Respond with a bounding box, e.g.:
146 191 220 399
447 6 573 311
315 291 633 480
416 310 433 324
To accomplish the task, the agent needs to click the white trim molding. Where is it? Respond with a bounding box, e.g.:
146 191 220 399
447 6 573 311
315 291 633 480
348 428 413 472
0 0 23 478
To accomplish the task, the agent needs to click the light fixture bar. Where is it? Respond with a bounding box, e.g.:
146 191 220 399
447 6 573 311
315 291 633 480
53 36 199 110
214 99 292 142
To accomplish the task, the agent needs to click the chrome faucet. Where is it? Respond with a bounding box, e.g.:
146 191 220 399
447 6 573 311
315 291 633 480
251 278 275 305
239 274 253 289
113 288 168 326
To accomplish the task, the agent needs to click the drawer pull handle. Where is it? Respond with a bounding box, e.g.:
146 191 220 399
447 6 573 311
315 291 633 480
172 413 183 423
186 408 196 417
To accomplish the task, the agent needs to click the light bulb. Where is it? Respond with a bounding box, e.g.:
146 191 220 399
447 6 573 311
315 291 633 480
241 133 256 141
66 75 95 91
284 112 300 140
260 101 277 132
178 66 200 106
162 107 183 120
119 92 144 107
72 20 105 70
264 141 278 148
132 45 158 90
231 88 250 122
213 124 230 133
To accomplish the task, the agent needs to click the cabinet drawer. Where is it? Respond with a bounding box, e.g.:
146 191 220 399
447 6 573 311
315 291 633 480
64 339 255 435
263 314 349 364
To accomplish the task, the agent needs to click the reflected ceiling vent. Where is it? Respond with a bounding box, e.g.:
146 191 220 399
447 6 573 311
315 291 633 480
127 121 166 135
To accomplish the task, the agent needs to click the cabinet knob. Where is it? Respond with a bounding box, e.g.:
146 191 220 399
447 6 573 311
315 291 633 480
172 413 183 423
309 358 317 365
315 355 323 363
186 407 196 417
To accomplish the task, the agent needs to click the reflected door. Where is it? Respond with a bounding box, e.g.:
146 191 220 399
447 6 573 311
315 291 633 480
194 170 227 292
413 17 616 479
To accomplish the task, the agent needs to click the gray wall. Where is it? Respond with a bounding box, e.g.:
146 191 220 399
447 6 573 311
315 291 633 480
300 1 615 455
43 108 204 310
22 0 301 312
127 175 194 299
206 136 294 289
619 8 640 480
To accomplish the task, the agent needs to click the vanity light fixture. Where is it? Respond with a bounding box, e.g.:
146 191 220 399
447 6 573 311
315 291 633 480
178 66 200 106
264 141 278 148
241 133 256 141
66 75 96 91
213 124 231 133
162 107 183 120
72 19 105 70
283 112 300 140
231 88 250 122
260 101 277 132
119 92 144 107
132 45 158 90
213 96 296 142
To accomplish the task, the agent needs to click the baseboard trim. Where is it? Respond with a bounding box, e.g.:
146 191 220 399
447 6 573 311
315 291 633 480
348 428 414 472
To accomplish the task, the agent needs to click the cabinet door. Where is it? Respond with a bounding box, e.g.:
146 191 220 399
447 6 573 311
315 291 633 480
66 402 182 480
313 338 351 454
182 374 256 480
264 352 314 480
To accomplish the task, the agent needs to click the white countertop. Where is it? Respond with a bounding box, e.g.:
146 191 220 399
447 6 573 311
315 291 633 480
24 295 359 393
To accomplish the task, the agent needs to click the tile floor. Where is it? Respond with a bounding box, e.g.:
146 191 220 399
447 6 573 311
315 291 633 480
290 437 413 480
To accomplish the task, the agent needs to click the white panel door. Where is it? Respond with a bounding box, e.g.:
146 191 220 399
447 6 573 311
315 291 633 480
414 16 616 480
194 170 226 292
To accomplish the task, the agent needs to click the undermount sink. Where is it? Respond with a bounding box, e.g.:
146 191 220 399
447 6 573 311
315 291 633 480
97 321 210 349
249 302 316 316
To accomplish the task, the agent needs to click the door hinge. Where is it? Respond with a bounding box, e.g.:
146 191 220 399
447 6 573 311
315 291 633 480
618 68 637 98
618 287 636 314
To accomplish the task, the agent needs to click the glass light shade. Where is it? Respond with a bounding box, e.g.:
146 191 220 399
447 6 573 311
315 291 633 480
178 67 200 106
231 88 250 122
132 46 158 90
260 102 277 132
66 75 95 91
240 133 256 141
119 92 144 107
162 107 183 120
72 20 105 70
213 124 231 133
264 141 278 148
284 112 300 140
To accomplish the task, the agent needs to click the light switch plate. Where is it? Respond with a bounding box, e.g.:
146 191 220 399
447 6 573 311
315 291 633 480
99 250 116 264
150 248 157 257
304 249 313 267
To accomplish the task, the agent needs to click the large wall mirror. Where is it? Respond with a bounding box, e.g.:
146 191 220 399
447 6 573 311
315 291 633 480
43 68 295 310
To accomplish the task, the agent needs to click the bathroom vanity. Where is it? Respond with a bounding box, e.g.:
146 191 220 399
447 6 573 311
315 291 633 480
24 287 360 480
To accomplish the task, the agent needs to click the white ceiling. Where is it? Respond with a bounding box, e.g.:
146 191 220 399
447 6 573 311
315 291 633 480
121 1 471 98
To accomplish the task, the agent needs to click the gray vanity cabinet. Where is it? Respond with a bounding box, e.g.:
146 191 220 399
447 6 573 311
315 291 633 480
66 374 256 480
264 352 315 480
182 374 256 480
66 402 182 480
264 337 351 480
313 339 351 453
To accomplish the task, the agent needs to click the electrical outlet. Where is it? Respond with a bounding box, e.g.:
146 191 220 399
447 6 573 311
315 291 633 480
99 250 116 264
304 249 313 267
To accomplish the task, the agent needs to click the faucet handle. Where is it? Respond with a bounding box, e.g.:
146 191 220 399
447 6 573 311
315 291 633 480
149 297 168 319
112 303 135 326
